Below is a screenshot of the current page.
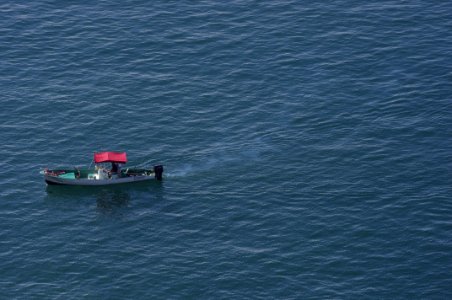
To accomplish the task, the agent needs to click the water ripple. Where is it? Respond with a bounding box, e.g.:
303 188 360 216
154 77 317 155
0 0 451 299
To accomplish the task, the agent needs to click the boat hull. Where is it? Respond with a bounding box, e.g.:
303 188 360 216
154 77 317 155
44 174 157 186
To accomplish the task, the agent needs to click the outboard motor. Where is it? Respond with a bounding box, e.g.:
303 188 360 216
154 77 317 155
153 165 164 181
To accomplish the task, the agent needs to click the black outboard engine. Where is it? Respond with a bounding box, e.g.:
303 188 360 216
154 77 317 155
153 165 164 181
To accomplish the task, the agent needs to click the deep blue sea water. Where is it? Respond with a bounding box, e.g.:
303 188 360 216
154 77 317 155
1 1 451 299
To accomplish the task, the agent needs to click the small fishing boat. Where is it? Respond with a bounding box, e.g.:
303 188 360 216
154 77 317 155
42 151 163 186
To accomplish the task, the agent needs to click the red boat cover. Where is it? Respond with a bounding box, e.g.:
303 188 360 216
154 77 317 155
94 152 127 164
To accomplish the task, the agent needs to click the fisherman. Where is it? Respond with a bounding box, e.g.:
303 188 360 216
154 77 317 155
95 165 107 180
111 162 119 173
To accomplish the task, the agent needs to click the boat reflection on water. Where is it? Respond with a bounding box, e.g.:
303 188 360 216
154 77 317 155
44 181 162 214
95 189 131 213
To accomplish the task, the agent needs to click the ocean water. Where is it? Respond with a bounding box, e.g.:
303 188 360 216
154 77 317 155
1 1 451 299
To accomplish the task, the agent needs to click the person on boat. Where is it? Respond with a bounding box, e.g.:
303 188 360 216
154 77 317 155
110 162 122 178
95 165 108 179
75 167 81 179
111 162 119 173
110 162 121 174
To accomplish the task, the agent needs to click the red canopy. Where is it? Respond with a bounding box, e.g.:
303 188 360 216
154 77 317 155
94 152 127 164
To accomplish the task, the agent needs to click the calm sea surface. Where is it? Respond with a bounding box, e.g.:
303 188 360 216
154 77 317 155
1 1 451 299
